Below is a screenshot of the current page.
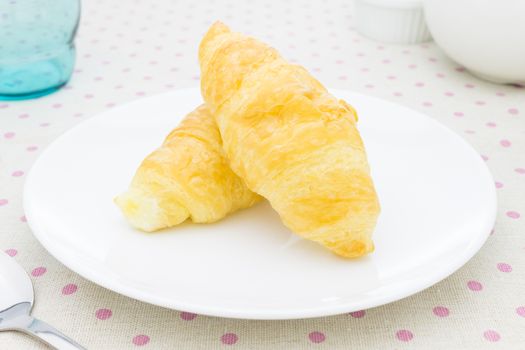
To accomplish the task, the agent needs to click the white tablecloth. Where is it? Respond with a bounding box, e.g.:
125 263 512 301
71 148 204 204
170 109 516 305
1 0 524 348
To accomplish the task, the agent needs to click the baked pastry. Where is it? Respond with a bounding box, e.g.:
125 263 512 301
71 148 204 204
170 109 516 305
199 22 380 257
115 104 260 232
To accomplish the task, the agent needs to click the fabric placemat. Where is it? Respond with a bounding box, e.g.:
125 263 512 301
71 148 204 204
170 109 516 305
1 0 524 348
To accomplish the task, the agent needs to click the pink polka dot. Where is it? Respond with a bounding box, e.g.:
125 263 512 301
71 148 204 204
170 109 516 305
495 182 503 189
408 64 417 69
497 263 512 272
349 310 366 318
12 170 24 177
20 215 27 222
496 92 505 97
486 122 497 128
0 104 9 109
475 101 486 106
508 108 519 115
0 199 8 206
62 283 78 295
5 248 17 257
308 331 326 343
436 73 445 78
180 312 197 321
26 146 38 152
467 280 483 291
18 114 29 119
506 211 520 219
4 132 15 139
481 155 489 161
31 267 47 277
500 139 511 147
415 82 424 87
52 103 62 109
516 306 525 317
96 308 113 320
132 335 150 346
455 67 466 72
221 333 238 345
444 91 454 97
454 112 464 117
514 168 525 174
396 330 414 342
432 306 450 317
484 330 501 342
465 83 475 89
423 101 433 107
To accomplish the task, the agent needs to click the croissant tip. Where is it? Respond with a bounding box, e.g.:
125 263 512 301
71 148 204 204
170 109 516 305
331 239 374 258
210 20 230 32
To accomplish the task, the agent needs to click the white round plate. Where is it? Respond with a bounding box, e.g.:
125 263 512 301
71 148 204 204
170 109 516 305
24 88 496 320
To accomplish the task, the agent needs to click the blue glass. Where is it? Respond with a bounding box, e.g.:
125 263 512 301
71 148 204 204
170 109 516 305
0 0 80 100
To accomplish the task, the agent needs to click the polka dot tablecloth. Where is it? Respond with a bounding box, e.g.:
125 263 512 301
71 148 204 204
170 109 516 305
1 0 524 349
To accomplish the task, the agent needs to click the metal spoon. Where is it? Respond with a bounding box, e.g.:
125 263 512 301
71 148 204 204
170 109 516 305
0 251 86 349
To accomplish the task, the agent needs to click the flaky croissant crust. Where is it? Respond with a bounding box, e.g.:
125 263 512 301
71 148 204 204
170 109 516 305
199 22 380 257
115 104 260 232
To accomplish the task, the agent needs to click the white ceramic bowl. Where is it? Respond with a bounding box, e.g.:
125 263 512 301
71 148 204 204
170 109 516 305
355 0 431 44
424 0 525 84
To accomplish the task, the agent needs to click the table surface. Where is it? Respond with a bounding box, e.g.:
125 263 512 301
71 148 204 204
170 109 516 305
1 0 524 348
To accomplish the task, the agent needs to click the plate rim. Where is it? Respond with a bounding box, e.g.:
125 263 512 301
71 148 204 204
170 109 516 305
23 88 497 320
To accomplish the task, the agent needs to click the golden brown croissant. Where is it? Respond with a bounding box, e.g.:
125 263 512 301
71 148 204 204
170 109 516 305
115 104 260 232
199 22 380 257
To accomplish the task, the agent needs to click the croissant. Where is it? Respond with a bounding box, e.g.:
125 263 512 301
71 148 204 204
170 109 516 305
115 104 260 232
199 22 380 257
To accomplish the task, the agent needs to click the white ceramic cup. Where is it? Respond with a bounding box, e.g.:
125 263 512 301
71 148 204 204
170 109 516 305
423 0 525 84
355 0 431 44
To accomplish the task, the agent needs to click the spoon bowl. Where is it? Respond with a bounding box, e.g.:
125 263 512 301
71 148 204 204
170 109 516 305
0 251 34 313
0 251 85 349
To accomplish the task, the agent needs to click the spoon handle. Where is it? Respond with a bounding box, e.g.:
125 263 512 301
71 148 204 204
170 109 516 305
17 315 86 350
